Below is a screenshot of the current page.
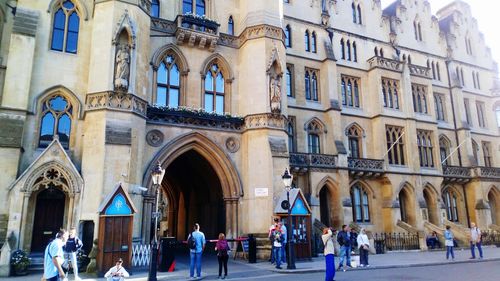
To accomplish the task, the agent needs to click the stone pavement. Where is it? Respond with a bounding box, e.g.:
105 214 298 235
3 246 499 280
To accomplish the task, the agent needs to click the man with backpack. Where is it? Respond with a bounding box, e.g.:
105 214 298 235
337 225 354 271
64 227 83 281
187 223 206 280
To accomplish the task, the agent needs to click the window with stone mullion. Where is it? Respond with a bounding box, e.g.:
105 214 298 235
417 130 434 167
434 93 445 121
351 185 370 223
386 126 405 165
341 75 360 108
382 78 399 109
482 142 492 167
183 0 205 15
412 84 428 114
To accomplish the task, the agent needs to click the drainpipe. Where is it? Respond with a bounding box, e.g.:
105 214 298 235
445 60 471 228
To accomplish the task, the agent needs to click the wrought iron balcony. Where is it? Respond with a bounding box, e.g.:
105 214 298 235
347 157 384 178
367 56 403 72
442 165 472 183
147 106 244 131
408 64 431 78
289 152 337 170
175 14 220 51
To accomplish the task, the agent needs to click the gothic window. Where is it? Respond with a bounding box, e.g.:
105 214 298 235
472 139 479 165
306 119 324 153
476 101 486 128
431 61 436 80
151 0 160 17
412 84 428 114
340 39 345 60
341 75 360 108
347 40 351 61
347 125 362 158
460 68 465 86
472 71 477 89
380 48 384 58
353 42 357 62
286 64 294 97
351 184 370 222
482 142 492 167
204 63 225 114
311 32 317 53
414 21 422 41
439 136 451 166
287 116 296 152
381 78 399 109
285 25 292 48
39 95 73 149
228 16 234 35
464 98 472 126
465 36 473 55
443 189 459 222
51 0 80 54
434 93 446 121
374 47 379 57
417 130 434 168
156 55 181 108
436 62 441 80
357 5 362 24
305 30 310 52
305 69 319 101
352 3 357 23
183 0 205 15
386 125 405 165
476 72 480 89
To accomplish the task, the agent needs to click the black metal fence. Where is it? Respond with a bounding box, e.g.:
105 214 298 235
373 232 420 253
481 230 500 246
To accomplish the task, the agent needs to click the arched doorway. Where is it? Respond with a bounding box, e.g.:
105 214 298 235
31 185 66 252
142 132 241 243
160 150 225 240
399 185 416 226
319 187 331 226
488 187 500 225
423 187 439 225
317 178 342 229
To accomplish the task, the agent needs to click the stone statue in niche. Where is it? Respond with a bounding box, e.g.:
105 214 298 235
270 74 282 114
114 44 130 91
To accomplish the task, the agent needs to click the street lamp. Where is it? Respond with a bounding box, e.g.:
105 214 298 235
282 168 296 270
148 162 165 281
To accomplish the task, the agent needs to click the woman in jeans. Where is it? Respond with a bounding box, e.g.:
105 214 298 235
444 225 455 260
357 228 370 267
215 233 230 279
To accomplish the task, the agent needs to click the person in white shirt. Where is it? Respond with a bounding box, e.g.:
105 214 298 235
357 228 370 267
469 222 483 259
104 258 129 281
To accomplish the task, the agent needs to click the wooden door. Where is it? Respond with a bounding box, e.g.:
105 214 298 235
31 187 65 252
292 216 311 259
99 216 132 273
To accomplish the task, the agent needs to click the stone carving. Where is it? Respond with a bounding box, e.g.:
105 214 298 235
268 137 287 156
408 64 431 78
239 25 284 46
146 130 164 147
114 44 131 91
105 123 132 145
151 18 177 34
85 239 99 274
244 113 286 131
269 76 282 114
367 56 403 72
22 162 82 196
0 117 24 148
85 91 148 117
225 137 240 153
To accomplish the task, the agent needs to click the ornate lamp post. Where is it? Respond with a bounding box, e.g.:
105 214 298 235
148 162 165 281
282 168 296 270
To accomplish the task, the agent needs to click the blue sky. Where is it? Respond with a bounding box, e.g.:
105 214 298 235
381 0 500 70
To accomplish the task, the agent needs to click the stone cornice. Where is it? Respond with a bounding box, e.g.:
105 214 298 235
85 91 148 118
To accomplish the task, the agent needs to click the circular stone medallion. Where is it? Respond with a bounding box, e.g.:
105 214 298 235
146 130 164 147
225 137 240 153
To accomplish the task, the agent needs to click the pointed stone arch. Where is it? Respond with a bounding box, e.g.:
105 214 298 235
304 117 327 134
349 179 374 224
441 184 466 223
112 10 136 48
316 176 342 228
266 47 284 76
47 0 89 20
33 85 84 119
487 185 500 225
344 122 365 137
200 53 234 81
350 179 376 199
22 160 82 196
398 182 416 226
151 43 190 72
423 183 440 225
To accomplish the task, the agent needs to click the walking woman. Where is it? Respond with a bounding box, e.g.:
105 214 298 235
322 227 336 281
444 225 455 260
215 233 230 279
357 228 370 267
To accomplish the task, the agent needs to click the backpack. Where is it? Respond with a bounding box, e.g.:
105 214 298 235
188 232 196 249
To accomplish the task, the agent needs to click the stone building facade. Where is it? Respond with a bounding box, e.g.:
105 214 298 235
0 0 499 271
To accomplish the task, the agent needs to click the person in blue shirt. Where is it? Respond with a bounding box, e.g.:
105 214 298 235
188 223 206 280
44 229 68 281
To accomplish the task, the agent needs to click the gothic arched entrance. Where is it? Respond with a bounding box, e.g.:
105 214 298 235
423 186 439 225
488 187 500 225
31 186 66 252
399 185 416 226
143 133 241 243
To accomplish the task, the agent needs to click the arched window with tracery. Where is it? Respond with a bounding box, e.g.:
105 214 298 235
351 183 370 222
204 63 225 114
386 125 405 165
305 68 319 101
417 130 434 167
382 78 399 109
156 55 181 108
443 188 459 222
306 119 324 154
347 125 362 158
341 75 360 108
439 136 451 166
51 0 80 53
412 84 428 114
39 95 73 149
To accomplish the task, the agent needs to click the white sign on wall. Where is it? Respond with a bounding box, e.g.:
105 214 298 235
254 188 269 197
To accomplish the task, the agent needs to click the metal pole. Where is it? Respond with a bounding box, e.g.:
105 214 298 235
148 184 160 281
286 190 296 269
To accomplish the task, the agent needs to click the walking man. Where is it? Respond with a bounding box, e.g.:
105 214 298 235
64 227 83 280
44 229 69 281
469 222 483 259
337 225 354 271
278 221 287 264
188 223 206 280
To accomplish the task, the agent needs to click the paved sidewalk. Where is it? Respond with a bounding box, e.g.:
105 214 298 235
2 246 499 280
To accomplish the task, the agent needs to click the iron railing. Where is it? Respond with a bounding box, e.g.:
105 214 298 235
289 152 337 169
373 232 420 253
481 230 500 246
348 157 384 171
478 167 500 179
